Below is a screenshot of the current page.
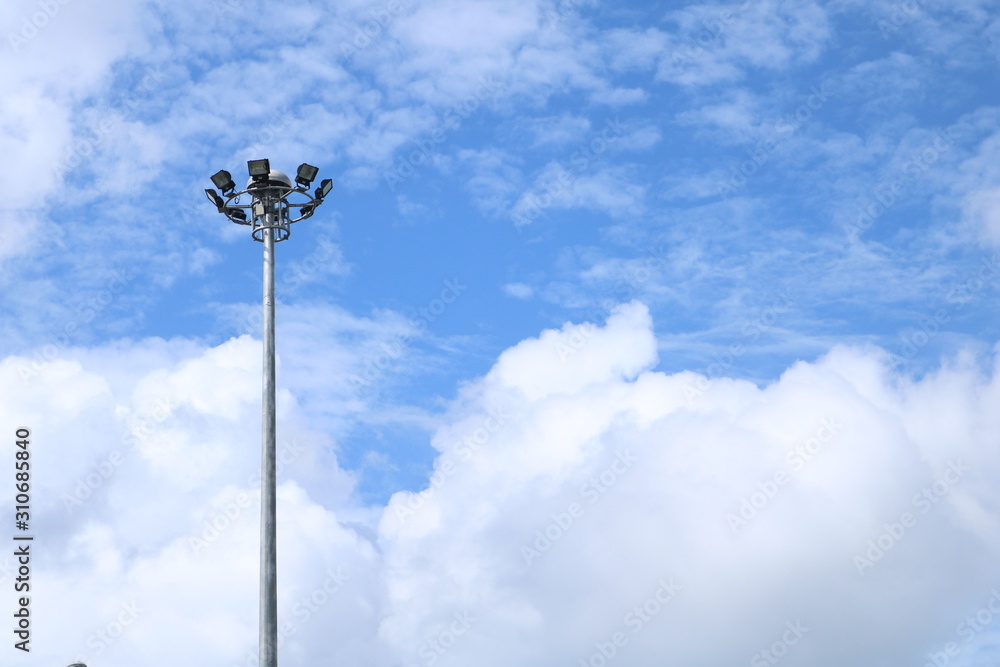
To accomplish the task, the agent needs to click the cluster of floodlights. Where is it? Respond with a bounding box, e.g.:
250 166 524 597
205 159 333 241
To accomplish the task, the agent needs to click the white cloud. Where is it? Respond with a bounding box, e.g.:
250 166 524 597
511 164 646 224
457 148 525 215
962 186 1000 245
588 86 648 106
614 124 663 151
656 0 832 87
2 300 1000 665
522 114 592 148
503 282 535 299
603 26 668 71
675 88 761 140
0 0 149 221
955 124 1000 247
381 0 542 105
378 302 1000 667
487 301 656 400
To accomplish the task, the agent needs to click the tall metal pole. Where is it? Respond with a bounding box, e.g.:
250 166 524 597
260 223 278 667
206 160 331 667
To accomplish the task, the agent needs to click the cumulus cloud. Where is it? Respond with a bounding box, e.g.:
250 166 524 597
377 302 1000 667
3 300 996 666
0 330 373 666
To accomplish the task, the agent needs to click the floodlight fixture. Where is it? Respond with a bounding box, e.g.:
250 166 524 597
225 207 247 223
315 178 333 200
248 158 271 182
296 163 319 187
205 188 225 211
208 159 326 240
211 169 236 194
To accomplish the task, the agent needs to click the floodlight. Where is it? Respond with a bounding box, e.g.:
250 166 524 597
225 207 247 222
295 163 319 187
205 188 225 211
211 169 236 194
248 158 271 182
315 178 333 200
299 202 317 217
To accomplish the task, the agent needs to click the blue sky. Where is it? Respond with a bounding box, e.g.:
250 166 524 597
3 1 1000 666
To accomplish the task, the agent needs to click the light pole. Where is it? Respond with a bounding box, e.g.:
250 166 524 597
206 159 333 667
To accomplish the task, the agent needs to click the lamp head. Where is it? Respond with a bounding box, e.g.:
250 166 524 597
295 163 319 188
247 158 271 183
205 188 225 211
211 169 236 194
224 207 247 223
315 178 333 200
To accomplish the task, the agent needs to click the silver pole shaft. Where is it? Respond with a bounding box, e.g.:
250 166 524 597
260 224 278 667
